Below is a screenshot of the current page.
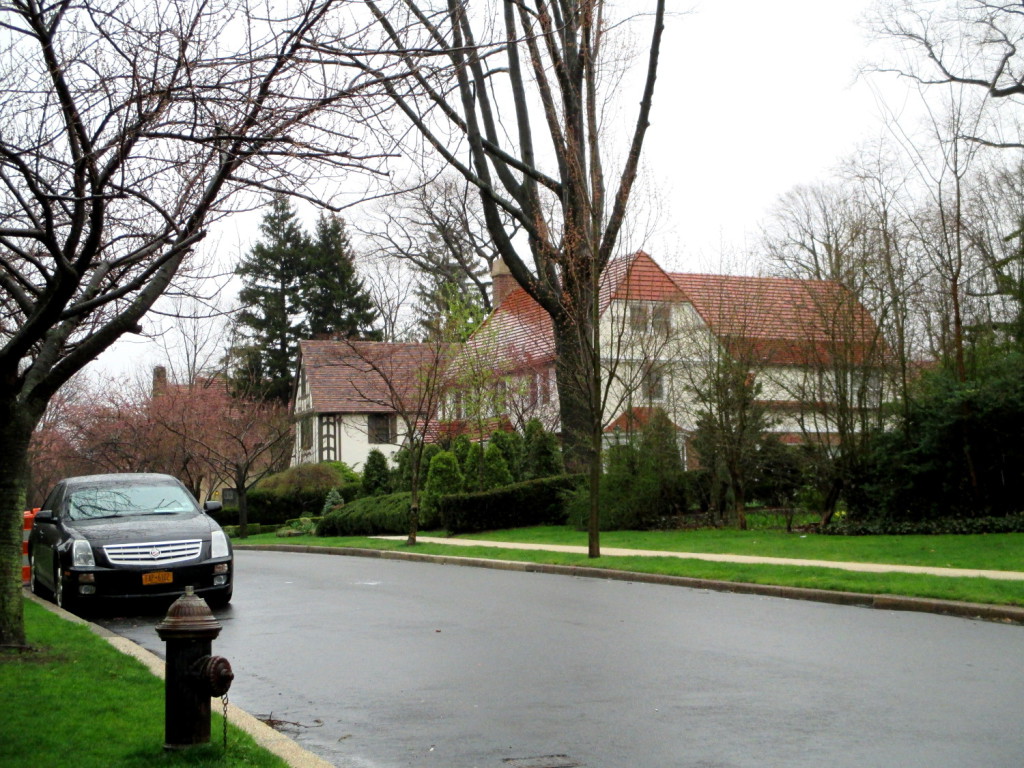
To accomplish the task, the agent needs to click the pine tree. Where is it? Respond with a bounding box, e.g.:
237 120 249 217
362 448 391 496
233 195 309 402
303 214 380 339
234 202 382 402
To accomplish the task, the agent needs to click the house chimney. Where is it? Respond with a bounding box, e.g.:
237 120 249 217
491 258 516 307
152 365 168 395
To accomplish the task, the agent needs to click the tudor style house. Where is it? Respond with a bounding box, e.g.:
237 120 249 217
447 251 886 456
291 340 450 469
291 251 886 469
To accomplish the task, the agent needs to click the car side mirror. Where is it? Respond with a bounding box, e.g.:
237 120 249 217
34 509 55 523
203 501 223 514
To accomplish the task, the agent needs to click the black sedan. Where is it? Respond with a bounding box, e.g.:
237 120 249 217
29 473 233 613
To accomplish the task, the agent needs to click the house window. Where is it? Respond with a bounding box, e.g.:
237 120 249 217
368 413 397 444
540 369 551 405
643 364 664 401
300 416 313 450
630 304 648 332
652 304 672 336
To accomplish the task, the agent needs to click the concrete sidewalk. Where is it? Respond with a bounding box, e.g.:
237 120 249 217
380 536 1024 581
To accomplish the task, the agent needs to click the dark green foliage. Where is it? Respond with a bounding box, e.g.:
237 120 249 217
567 411 687 531
232 195 307 402
824 513 1024 536
462 441 513 491
450 433 471 469
316 492 443 536
523 418 563 479
216 462 360 526
852 351 1024 522
304 214 380 339
748 436 805 508
362 449 391 496
490 429 525 481
441 474 585 534
233 200 379 402
484 442 513 488
462 442 483 491
424 450 463 514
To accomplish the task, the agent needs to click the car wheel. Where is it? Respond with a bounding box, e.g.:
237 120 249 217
29 551 50 599
54 564 76 613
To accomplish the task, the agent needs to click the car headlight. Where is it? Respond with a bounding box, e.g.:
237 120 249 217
210 530 229 559
72 539 95 567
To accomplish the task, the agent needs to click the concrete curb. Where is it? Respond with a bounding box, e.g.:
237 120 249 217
23 589 334 768
236 543 1024 625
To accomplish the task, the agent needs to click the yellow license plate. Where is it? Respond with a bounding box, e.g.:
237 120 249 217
142 571 173 586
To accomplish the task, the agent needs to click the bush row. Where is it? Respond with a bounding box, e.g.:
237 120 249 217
440 474 584 535
315 492 443 537
823 513 1024 536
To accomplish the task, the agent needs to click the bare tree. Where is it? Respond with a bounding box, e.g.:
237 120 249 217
151 376 293 539
874 0 1024 148
0 0 372 646
324 340 455 544
325 0 666 556
362 173 515 331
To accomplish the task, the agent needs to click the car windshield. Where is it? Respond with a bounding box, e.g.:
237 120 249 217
66 483 197 520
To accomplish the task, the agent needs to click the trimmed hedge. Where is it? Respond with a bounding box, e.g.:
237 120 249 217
440 474 584 535
315 492 443 537
209 462 363 527
823 513 1024 536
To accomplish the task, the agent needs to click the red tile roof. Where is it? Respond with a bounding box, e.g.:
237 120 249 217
461 251 681 371
299 340 454 415
669 273 883 366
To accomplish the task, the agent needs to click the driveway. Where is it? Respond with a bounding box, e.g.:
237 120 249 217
98 549 1024 768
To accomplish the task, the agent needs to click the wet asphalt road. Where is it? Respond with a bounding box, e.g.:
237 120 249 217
96 549 1024 768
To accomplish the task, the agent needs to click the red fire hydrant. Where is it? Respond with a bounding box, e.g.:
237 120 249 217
155 586 234 750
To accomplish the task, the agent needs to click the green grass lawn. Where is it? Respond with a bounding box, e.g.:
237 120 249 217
235 526 1024 607
0 599 289 768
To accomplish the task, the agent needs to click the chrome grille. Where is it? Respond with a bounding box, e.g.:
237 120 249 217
103 539 202 565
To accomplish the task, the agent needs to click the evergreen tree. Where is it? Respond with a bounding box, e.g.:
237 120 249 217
524 419 563 480
482 442 513 489
234 201 381 402
233 195 309 402
424 450 463 515
303 214 380 339
490 429 525 482
361 449 391 496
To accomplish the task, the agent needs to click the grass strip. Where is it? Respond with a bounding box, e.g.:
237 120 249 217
236 533 1024 607
456 526 1024 571
0 599 289 768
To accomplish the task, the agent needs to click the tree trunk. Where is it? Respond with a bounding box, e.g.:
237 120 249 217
552 312 594 475
236 471 249 540
0 400 42 648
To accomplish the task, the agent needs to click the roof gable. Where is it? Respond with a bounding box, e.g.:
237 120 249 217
670 273 883 365
298 340 453 414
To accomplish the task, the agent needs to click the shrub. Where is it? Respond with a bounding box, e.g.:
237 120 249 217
523 418 562 479
441 474 584 534
362 449 390 496
823 513 1024 536
227 462 361 527
321 488 345 516
451 433 471 469
315 492 444 536
424 450 463 515
568 412 687 531
490 429 525 482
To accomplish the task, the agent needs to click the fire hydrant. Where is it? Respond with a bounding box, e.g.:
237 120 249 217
155 586 234 750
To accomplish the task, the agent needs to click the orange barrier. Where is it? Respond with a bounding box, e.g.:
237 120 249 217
22 509 38 584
